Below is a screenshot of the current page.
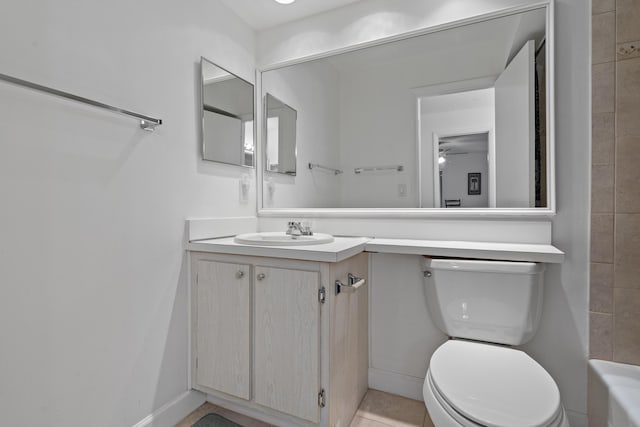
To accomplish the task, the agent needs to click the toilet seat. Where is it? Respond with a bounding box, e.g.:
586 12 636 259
427 340 563 427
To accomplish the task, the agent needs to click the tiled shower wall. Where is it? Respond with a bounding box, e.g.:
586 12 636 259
590 0 640 364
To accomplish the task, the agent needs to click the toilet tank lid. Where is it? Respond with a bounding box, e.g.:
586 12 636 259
425 258 545 274
430 340 561 427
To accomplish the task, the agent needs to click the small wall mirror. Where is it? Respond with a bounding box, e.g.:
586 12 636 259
201 57 254 167
258 3 553 213
265 93 297 175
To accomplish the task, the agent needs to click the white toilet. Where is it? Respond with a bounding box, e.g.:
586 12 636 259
421 257 569 427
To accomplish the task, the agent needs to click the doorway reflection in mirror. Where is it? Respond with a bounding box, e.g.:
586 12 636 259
434 132 488 208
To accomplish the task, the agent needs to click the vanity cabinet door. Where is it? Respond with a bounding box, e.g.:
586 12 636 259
253 266 321 423
194 259 251 400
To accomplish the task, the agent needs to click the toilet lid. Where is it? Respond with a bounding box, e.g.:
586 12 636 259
429 340 561 427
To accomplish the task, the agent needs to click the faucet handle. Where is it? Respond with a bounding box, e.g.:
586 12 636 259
301 221 313 236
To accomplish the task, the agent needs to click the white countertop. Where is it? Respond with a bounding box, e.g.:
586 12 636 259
364 238 564 263
188 236 370 263
187 236 564 264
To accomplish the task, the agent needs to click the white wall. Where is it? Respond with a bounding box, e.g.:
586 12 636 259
0 1 255 426
368 253 448 395
262 61 342 208
257 1 590 425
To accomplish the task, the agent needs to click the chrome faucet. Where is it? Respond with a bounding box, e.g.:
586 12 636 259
286 221 313 237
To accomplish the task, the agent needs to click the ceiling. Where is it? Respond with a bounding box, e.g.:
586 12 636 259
440 133 489 154
327 7 546 75
220 0 363 31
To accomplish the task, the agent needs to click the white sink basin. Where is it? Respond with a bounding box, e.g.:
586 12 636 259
234 232 334 246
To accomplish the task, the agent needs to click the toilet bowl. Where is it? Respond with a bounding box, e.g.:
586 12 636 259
422 340 568 427
421 258 569 427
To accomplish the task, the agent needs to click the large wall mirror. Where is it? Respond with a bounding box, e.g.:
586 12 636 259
258 3 554 214
201 57 254 167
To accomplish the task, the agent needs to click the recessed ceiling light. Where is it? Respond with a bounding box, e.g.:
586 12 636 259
274 0 296 4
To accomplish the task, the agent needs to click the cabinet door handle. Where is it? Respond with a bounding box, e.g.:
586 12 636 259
257 273 266 281
236 271 245 279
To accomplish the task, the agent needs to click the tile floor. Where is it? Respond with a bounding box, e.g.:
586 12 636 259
176 389 434 427
354 390 434 427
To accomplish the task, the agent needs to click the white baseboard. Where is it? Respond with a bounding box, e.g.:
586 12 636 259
565 409 588 427
368 368 425 401
132 390 206 427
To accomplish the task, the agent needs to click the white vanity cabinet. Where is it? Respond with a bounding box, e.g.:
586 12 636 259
190 251 368 427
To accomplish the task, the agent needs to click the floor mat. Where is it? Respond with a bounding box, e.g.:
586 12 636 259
192 413 244 427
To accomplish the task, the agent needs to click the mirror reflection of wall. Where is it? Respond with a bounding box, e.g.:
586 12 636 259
201 57 254 167
494 39 546 208
262 61 342 208
260 6 549 210
264 93 297 175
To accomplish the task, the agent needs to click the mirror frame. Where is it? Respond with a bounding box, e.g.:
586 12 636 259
200 56 255 169
256 0 555 218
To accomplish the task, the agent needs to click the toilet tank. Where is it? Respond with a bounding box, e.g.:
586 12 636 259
422 257 545 346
